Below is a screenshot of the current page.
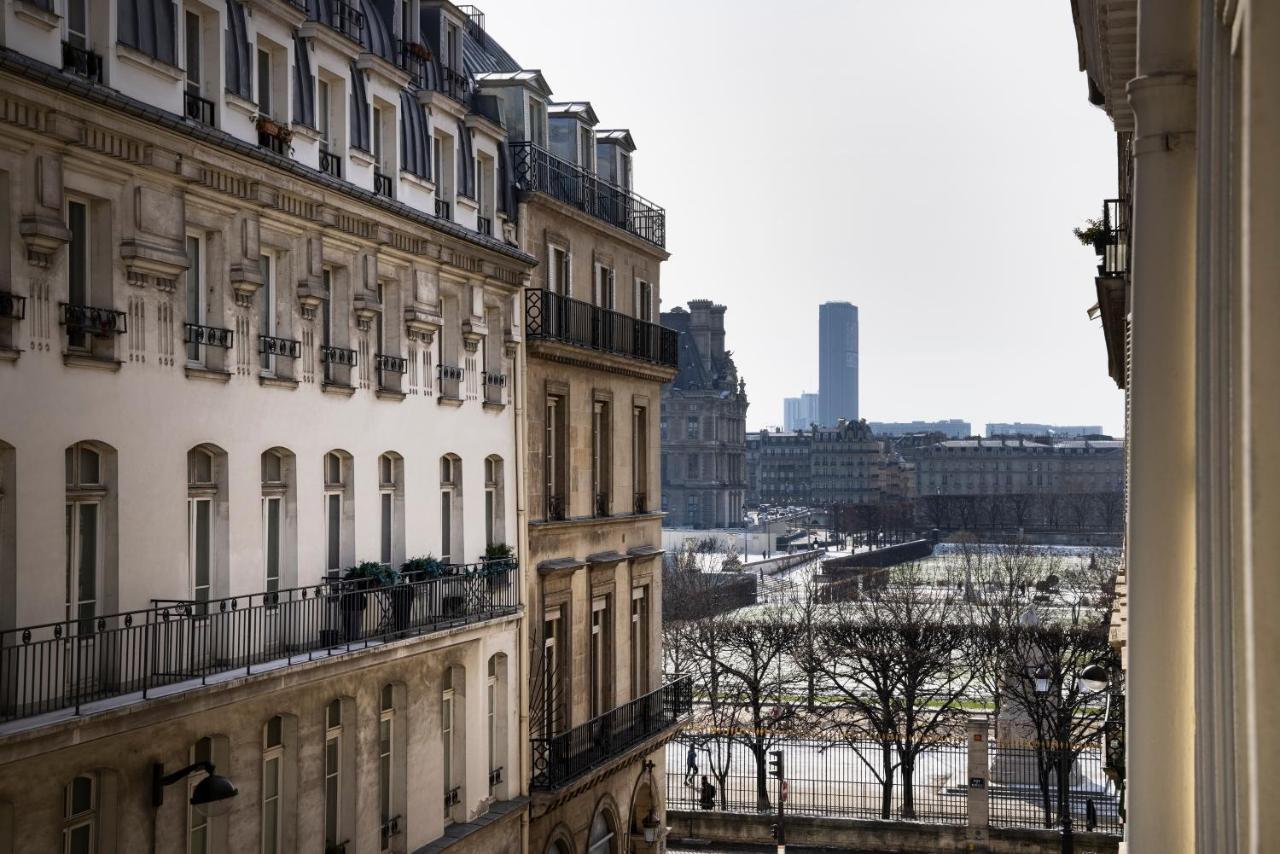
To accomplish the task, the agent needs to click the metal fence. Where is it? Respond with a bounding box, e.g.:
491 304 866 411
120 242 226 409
0 562 519 723
666 732 1122 836
667 735 969 824
988 743 1120 834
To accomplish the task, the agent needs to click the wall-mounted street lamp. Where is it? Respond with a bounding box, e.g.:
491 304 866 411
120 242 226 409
152 761 238 816
638 759 661 844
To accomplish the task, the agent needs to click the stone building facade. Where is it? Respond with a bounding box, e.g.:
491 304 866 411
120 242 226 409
0 3 683 854
659 300 749 529
1069 3 1280 850
746 420 909 508
910 439 1125 496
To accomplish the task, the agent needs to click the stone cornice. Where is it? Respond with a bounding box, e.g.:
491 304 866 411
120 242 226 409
527 339 676 384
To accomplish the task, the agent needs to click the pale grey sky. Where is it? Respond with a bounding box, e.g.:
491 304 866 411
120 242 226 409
479 0 1125 435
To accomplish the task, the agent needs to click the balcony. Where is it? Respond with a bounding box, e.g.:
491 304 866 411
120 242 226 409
633 491 648 514
374 169 393 198
395 39 432 88
525 289 679 369
375 353 407 374
320 149 342 179
184 323 234 351
510 142 665 248
321 345 357 368
438 363 464 401
59 303 126 337
546 495 566 522
482 371 506 405
315 0 364 42
435 198 452 220
436 65 471 103
0 562 520 725
477 215 492 236
594 491 610 518
259 335 301 360
184 90 215 126
0 292 26 321
530 676 692 790
1096 198 1129 277
62 41 102 83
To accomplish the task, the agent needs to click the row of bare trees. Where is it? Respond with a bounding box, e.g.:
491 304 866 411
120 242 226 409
663 544 1120 822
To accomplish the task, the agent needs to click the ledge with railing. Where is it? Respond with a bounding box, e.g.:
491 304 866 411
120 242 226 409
530 675 692 791
525 289 678 369
510 141 665 248
375 353 408 374
313 0 365 42
0 560 519 725
321 345 357 367
61 41 102 83
435 198 452 220
395 38 432 88
184 90 215 126
436 65 471 103
259 335 301 359
0 292 26 321
438 363 464 400
482 371 506 405
59 303 127 337
319 149 342 179
374 169 393 198
184 323 233 350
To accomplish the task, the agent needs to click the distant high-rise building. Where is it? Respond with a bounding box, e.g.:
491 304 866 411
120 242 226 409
819 302 859 427
985 422 1106 438
870 419 973 439
783 392 820 431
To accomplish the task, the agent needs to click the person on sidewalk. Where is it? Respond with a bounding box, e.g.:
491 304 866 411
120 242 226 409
683 743 699 786
700 775 717 810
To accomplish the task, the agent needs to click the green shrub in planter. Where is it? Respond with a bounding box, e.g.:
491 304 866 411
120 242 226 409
401 555 446 580
482 543 515 572
343 560 399 587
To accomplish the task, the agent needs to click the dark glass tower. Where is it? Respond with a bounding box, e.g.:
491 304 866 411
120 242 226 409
818 301 858 427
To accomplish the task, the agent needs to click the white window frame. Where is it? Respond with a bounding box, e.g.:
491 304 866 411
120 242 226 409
379 686 396 851
441 685 455 822
65 444 103 631
256 45 273 118
65 0 90 49
324 701 343 849
317 77 331 151
590 596 610 717
548 245 570 297
635 279 652 322
262 718 284 854
593 263 615 309
631 586 648 698
379 453 395 566
324 453 343 577
65 197 92 352
62 774 97 854
188 738 212 854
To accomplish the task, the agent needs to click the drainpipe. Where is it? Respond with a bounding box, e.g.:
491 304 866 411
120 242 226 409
1124 2 1198 852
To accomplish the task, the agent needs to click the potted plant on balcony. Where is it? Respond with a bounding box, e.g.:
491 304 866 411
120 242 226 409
482 542 515 572
406 41 432 61
338 561 396 640
401 554 446 582
1073 216 1107 257
254 114 294 151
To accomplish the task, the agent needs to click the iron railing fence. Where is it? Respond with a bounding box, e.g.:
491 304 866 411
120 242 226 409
1099 198 1129 276
509 141 666 248
525 289 678 369
62 41 103 82
986 743 1120 834
531 675 692 790
259 334 301 359
374 170 393 198
319 148 342 179
0 292 26 320
184 323 234 350
184 90 215 126
0 562 518 724
666 734 969 824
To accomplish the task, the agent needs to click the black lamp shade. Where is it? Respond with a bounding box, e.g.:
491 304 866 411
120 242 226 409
191 773 238 806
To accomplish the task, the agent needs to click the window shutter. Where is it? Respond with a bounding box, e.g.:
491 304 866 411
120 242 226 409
224 1 253 100
350 62 371 152
292 33 316 129
399 90 430 179
118 0 177 65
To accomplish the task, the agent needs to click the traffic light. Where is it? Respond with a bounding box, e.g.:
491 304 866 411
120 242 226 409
768 750 784 780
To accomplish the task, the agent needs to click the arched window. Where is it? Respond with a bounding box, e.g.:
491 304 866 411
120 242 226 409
65 442 116 632
379 683 407 851
378 453 404 567
262 714 298 854
440 455 461 564
484 456 504 548
323 452 354 577
587 807 617 854
261 448 297 595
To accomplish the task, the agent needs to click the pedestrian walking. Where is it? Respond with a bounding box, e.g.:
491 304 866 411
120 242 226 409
683 742 699 786
700 775 716 810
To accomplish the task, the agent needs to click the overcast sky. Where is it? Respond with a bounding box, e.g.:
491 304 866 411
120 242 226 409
479 0 1125 436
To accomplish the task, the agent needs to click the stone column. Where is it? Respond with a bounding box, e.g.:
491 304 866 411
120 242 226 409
965 715 990 853
1125 1 1198 851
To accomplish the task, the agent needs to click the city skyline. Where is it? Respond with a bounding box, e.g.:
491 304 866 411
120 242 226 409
479 0 1126 436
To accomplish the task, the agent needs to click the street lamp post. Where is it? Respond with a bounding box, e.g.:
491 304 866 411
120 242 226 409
1032 663 1110 854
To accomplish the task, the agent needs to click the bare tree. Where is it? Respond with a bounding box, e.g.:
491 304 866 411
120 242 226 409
809 563 977 819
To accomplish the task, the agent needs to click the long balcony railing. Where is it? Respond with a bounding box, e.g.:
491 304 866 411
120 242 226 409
510 142 665 248
1098 198 1129 277
525 289 679 369
0 561 519 724
530 675 693 790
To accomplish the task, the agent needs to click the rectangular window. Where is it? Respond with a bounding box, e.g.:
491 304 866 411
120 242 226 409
325 493 341 575
631 586 649 697
65 502 99 629
259 254 275 373
579 125 593 171
687 455 699 480
257 48 272 116
487 669 497 792
440 490 452 563
63 775 95 854
185 234 203 363
317 78 331 149
594 264 615 309
636 280 653 321
379 688 394 851
67 199 90 350
548 246 569 296
592 400 611 515
528 98 546 147
441 686 454 821
324 702 342 848
321 268 334 383
590 596 611 717
633 406 647 512
189 738 211 854
687 416 699 440
545 395 565 518
189 497 211 605
263 496 281 593
184 11 202 96
372 105 383 167
262 718 283 854
542 611 561 735
380 492 392 565
66 0 89 49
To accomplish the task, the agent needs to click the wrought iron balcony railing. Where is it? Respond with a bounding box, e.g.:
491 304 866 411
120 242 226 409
525 289 679 369
59 303 126 337
530 675 692 790
184 90 215 126
545 494 566 522
0 292 26 321
436 65 471 102
394 38 431 88
435 198 452 220
1097 198 1129 277
375 353 407 374
477 215 492 236
0 561 519 724
510 142 665 248
184 323 234 350
315 0 364 42
594 491 610 518
321 345 357 367
320 149 342 179
259 335 301 359
482 371 506 404
438 363 463 399
374 170 393 198
62 41 103 83
633 491 648 515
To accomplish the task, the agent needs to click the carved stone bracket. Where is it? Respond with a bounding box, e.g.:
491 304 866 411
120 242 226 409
405 304 442 344
297 280 325 320
120 240 189 292
353 294 382 332
19 214 69 268
462 316 487 353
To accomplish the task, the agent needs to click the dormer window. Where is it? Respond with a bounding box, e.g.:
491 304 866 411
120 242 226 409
578 126 593 171
444 21 460 71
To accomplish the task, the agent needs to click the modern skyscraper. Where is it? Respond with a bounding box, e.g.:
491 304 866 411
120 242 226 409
819 302 859 427
783 392 820 431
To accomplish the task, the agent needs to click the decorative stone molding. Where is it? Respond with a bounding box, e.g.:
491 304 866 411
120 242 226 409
405 304 441 343
19 154 69 268
353 294 382 331
120 185 188 291
13 0 60 30
229 215 263 306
